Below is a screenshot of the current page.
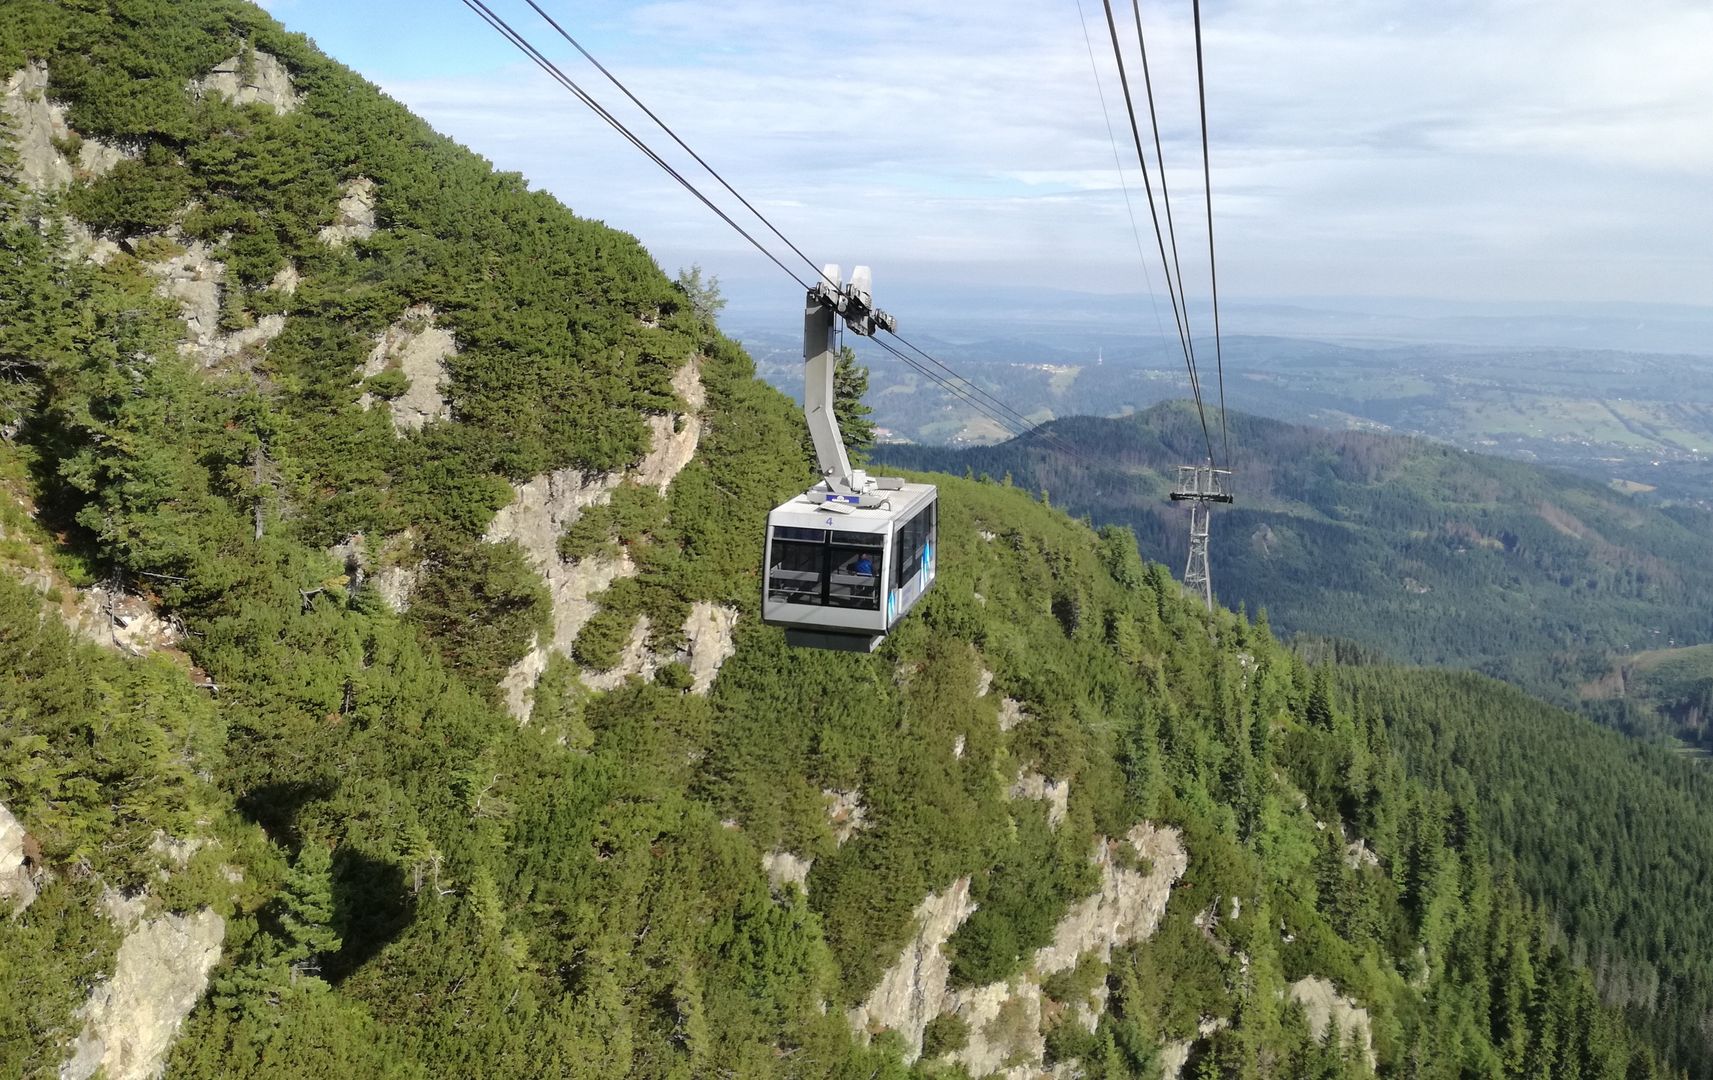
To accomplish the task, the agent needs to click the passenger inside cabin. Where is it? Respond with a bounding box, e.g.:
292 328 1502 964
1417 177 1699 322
854 553 874 576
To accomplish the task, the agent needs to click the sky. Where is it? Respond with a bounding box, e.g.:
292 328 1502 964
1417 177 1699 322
256 0 1713 319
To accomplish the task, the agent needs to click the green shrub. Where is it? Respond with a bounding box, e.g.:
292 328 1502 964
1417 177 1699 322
574 605 636 671
922 1012 969 1058
1041 952 1107 1006
64 147 191 234
1043 1016 1099 1065
363 368 410 401
408 541 549 682
655 661 692 691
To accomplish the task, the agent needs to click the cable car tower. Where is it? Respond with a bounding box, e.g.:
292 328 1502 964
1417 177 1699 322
1170 463 1232 610
762 267 939 651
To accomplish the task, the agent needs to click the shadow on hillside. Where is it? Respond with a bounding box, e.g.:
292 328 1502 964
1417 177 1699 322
327 846 412 985
235 780 414 984
236 779 335 847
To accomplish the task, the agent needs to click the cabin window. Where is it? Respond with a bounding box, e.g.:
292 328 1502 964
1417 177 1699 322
768 539 826 605
895 502 936 590
768 527 884 611
826 544 883 609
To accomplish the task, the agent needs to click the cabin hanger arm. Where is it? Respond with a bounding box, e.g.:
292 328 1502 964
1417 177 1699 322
804 264 901 506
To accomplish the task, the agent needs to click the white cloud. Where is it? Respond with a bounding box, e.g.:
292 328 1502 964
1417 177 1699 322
335 0 1713 307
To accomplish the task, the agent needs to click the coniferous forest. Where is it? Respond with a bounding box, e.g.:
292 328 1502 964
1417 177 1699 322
1 2 1710 1078
878 405 1713 709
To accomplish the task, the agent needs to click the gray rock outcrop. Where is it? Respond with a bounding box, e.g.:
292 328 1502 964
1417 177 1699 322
60 908 224 1080
1008 770 1069 829
580 614 659 691
143 240 286 367
823 789 870 846
847 876 977 1055
359 304 455 431
318 176 376 247
371 564 418 613
852 823 1188 1074
682 601 738 695
634 362 706 492
74 586 182 658
1289 975 1376 1069
3 61 133 195
488 359 707 718
268 260 300 295
3 62 73 190
194 51 303 114
77 136 130 178
761 850 813 895
0 803 38 915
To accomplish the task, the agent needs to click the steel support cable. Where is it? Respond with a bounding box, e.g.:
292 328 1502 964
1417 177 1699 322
1131 0 1210 431
517 0 836 291
1192 0 1230 470
1137 0 1205 409
870 337 1096 470
881 330 1050 445
867 337 1029 440
879 330 1096 465
1074 0 1173 354
457 0 811 290
463 0 1071 462
1097 0 1214 464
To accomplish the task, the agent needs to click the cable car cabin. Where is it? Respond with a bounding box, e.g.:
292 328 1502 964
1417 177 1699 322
763 482 938 652
769 262 934 650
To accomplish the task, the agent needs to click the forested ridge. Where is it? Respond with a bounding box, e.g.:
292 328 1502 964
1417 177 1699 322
877 403 1713 707
0 2 1706 1077
1337 667 1713 1074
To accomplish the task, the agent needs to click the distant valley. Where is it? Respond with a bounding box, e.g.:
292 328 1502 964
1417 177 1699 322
736 325 1713 505
876 403 1713 709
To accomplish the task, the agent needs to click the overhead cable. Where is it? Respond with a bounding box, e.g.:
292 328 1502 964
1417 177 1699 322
880 330 1100 466
457 0 811 290
1130 0 1208 426
1097 0 1215 465
1073 0 1173 353
464 1 1082 465
1192 0 1230 469
886 331 1053 445
516 0 835 290
868 337 1030 441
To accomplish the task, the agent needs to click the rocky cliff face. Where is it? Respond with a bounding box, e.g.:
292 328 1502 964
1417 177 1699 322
2 61 74 190
849 823 1188 1076
359 304 456 432
847 877 979 1057
193 50 303 114
486 359 738 719
1289 975 1376 1069
60 906 225 1080
0 802 38 916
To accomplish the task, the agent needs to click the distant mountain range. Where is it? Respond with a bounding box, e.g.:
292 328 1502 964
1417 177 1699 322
737 325 1713 504
876 403 1713 702
722 285 1713 356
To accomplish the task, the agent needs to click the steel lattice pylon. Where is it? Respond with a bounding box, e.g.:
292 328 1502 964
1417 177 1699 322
1169 464 1233 610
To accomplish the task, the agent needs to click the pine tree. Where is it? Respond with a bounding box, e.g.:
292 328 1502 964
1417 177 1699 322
833 345 876 463
278 842 342 988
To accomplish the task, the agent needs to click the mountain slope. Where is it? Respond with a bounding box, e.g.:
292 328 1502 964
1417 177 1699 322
877 402 1713 702
0 2 1700 1078
1581 643 1713 755
1338 666 1713 1072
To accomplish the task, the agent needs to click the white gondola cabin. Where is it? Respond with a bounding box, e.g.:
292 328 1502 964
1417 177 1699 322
764 264 939 651
764 482 937 651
